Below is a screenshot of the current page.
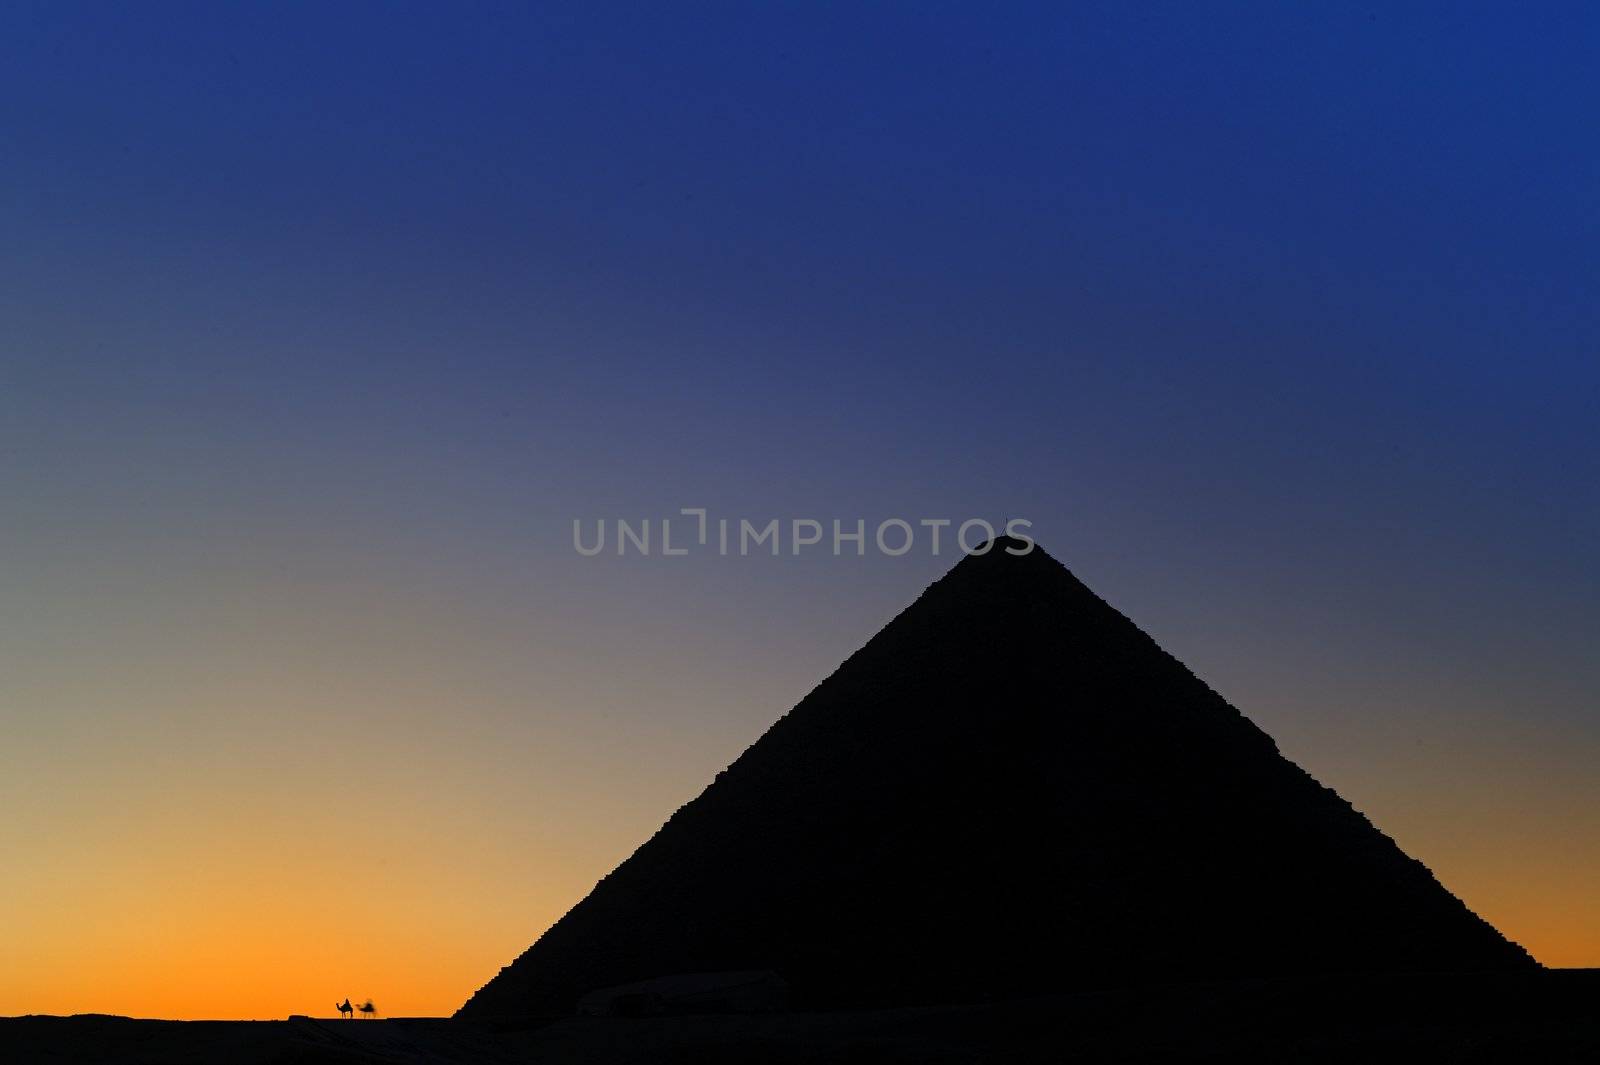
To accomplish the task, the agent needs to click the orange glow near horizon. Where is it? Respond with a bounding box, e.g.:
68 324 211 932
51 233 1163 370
5 846 1594 1020
0 585 765 1020
3 752 1595 1020
1 773 634 1020
2 568 1595 1020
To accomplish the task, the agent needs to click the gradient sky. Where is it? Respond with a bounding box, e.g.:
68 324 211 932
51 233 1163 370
2 3 1597 1019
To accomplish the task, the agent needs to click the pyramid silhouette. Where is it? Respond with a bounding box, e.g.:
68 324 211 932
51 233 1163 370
458 541 1534 1023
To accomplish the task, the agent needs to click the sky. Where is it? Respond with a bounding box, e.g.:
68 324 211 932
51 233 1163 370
2 2 1597 1019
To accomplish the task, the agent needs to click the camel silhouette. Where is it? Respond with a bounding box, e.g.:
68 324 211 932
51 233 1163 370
337 999 353 1019
358 999 377 1019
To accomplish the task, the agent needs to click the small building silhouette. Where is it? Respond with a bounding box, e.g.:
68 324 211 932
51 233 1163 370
576 970 788 1018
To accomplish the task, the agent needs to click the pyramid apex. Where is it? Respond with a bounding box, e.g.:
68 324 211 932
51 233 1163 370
967 534 1038 556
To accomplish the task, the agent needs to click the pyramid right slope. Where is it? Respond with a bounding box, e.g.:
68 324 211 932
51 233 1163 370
460 540 1534 1022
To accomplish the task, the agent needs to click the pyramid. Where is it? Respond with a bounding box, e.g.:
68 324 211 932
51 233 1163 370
458 541 1535 1023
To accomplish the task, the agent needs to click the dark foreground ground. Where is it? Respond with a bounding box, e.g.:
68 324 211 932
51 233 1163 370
6 970 1597 1064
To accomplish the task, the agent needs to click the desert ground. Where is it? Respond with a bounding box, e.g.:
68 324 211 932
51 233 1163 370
5 970 1597 1064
